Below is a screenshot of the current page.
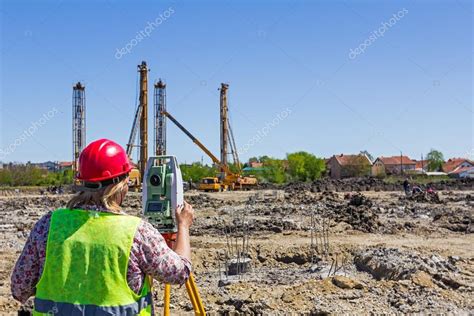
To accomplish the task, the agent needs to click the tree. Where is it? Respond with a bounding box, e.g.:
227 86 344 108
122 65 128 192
426 149 444 171
180 163 217 182
0 169 13 186
260 158 287 184
0 165 74 186
345 155 372 177
248 157 258 163
286 151 326 182
258 155 271 163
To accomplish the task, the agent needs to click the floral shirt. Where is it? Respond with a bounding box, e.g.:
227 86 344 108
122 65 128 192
11 207 191 303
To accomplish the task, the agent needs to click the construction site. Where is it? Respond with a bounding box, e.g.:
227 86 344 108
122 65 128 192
1 1 473 314
0 58 472 314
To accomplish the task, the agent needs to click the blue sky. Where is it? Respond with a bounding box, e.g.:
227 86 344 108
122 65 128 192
0 0 472 164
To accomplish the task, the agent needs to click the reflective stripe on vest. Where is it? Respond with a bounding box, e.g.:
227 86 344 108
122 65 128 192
34 208 152 316
34 292 152 315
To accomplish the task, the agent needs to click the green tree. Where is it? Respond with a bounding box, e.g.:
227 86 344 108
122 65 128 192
180 163 217 182
248 157 258 163
426 149 444 171
260 158 287 184
286 151 326 182
0 169 13 186
345 155 372 177
258 155 271 163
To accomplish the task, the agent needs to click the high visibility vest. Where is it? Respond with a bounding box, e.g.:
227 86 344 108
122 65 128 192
33 208 153 316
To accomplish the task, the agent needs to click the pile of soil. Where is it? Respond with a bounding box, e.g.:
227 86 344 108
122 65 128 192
283 178 474 193
348 192 373 207
403 191 442 204
433 210 473 233
354 248 462 283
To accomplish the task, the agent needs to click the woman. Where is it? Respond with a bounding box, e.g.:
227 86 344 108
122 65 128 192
11 139 194 315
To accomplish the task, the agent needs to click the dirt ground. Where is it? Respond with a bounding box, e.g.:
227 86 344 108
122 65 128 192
0 185 473 315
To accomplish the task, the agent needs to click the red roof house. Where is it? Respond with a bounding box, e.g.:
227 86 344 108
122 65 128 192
372 156 416 176
442 158 474 175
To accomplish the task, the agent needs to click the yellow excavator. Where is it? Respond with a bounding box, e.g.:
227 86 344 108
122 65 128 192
161 110 257 192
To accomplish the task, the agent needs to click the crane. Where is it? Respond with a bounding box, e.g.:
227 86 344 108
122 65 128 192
161 110 257 190
125 61 149 190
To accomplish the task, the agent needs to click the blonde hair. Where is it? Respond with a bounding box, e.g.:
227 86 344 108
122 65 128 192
67 177 129 212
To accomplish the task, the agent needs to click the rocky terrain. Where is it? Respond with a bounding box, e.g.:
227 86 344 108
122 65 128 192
0 180 473 314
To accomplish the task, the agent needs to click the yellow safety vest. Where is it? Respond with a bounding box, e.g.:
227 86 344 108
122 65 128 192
33 208 152 315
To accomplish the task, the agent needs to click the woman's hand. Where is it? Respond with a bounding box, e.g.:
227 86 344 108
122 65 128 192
176 201 194 229
174 201 194 261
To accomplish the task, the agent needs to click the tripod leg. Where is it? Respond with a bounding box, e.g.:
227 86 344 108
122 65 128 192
185 278 199 314
164 283 171 316
185 274 206 316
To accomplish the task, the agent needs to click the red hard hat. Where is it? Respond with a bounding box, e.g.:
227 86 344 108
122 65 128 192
77 139 133 182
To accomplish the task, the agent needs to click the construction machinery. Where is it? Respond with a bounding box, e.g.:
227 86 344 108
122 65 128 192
154 79 167 156
161 109 257 191
72 82 86 179
199 177 228 192
217 83 256 190
124 62 255 192
126 61 149 189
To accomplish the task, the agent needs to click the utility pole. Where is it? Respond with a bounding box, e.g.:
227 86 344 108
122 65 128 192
421 153 424 173
72 82 86 178
400 151 403 175
138 61 148 180
220 83 229 173
154 79 166 156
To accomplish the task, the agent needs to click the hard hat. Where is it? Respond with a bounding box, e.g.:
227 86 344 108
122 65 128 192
77 139 133 183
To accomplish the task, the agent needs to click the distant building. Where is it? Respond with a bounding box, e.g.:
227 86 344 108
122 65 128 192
443 158 474 178
249 161 263 168
442 158 474 173
327 154 372 179
32 161 59 172
449 166 474 178
59 161 73 171
372 156 416 176
414 160 429 173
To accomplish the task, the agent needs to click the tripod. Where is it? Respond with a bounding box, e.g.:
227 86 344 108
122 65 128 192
162 233 206 316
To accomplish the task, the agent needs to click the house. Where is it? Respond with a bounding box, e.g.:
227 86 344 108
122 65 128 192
372 156 416 176
442 158 474 173
414 160 429 173
449 166 474 178
327 154 372 179
442 158 474 178
249 161 263 168
58 161 74 171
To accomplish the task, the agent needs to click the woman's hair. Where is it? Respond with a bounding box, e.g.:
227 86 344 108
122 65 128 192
67 177 128 212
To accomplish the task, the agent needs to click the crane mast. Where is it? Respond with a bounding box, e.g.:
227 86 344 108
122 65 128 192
138 61 148 180
72 82 86 178
220 83 229 171
154 80 167 156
